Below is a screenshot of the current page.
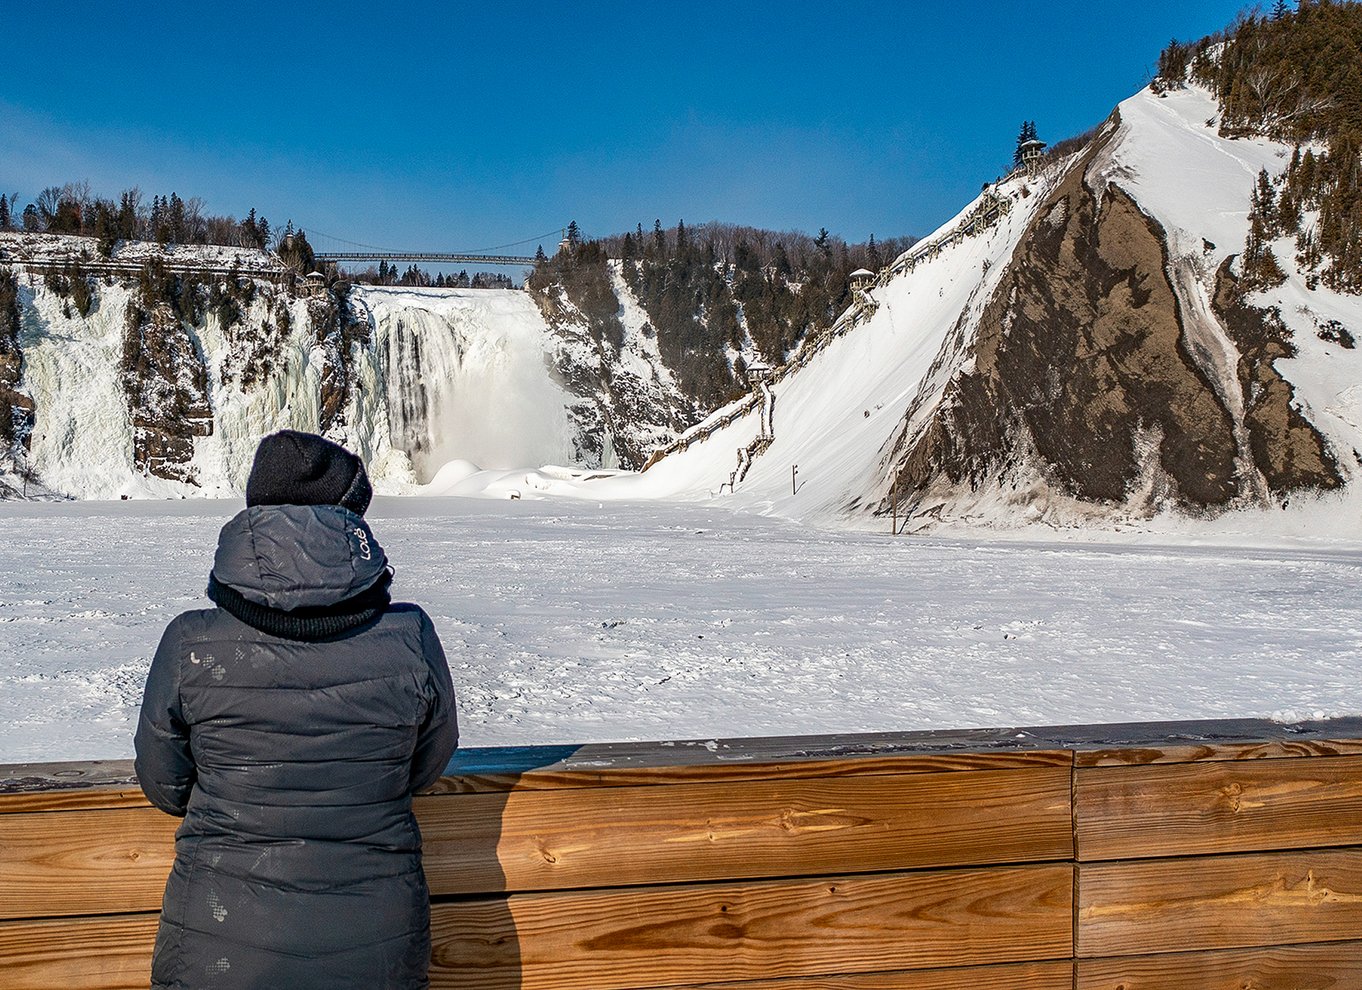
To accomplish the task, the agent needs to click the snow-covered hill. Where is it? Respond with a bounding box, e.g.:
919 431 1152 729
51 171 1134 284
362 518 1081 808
491 81 1358 541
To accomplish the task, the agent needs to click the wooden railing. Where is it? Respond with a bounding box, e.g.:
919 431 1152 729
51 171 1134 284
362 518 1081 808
3 717 1362 989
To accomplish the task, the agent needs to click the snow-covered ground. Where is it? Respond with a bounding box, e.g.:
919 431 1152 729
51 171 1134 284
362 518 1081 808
0 231 283 273
2 496 1359 763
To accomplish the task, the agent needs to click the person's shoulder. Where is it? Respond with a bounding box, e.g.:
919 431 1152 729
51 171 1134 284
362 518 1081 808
161 607 232 644
385 602 446 648
387 601 433 623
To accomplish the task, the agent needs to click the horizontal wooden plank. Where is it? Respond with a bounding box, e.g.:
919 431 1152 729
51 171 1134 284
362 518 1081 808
644 959 1073 989
421 765 1074 894
9 716 1362 809
433 749 1075 794
1078 940 1362 989
0 762 145 814
1078 849 1362 957
0 807 177 920
0 912 158 990
0 899 1074 990
1 767 1072 919
432 865 1074 990
0 787 149 815
1076 755 1362 860
0 748 1074 813
1074 737 1362 767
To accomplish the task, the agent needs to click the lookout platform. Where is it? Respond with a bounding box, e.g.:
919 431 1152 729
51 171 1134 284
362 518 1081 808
3 716 1362 989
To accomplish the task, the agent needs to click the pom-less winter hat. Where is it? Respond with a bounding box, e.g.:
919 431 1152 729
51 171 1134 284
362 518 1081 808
245 430 373 516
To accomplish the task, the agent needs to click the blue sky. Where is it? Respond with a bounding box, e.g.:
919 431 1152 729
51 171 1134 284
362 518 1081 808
4 1 1254 254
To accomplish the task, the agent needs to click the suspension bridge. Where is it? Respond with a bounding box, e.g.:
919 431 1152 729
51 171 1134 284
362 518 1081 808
304 226 563 269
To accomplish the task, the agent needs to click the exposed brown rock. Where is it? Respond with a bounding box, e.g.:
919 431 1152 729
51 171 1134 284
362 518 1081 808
1212 259 1341 492
892 120 1243 511
121 298 212 483
311 288 372 434
0 272 34 452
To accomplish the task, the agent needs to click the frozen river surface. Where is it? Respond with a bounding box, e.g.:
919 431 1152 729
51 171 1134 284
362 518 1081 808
2 497 1360 762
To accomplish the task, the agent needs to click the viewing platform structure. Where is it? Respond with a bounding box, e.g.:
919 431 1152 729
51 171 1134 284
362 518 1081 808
3 716 1362 988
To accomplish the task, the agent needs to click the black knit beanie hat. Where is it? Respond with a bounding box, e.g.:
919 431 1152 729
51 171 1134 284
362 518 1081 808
245 430 373 516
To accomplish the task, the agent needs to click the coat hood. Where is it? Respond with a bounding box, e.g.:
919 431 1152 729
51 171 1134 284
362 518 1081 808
211 504 389 611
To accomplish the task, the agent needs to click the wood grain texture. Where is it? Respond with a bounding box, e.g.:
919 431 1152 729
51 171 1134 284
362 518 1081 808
1076 756 1362 860
0 807 177 920
0 910 1074 990
431 865 1074 990
8 715 1362 807
419 766 1074 894
1078 940 1362 990
0 761 144 814
640 959 1073 989
1074 737 1362 767
0 749 1073 811
1 767 1072 920
1078 849 1362 957
432 750 1075 795
0 913 158 990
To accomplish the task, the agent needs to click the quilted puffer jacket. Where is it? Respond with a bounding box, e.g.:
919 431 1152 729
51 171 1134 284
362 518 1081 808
134 504 458 989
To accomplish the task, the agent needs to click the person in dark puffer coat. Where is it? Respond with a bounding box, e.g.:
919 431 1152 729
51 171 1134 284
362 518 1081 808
135 430 459 990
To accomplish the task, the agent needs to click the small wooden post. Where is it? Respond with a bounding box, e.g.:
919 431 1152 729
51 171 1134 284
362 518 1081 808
791 464 798 495
891 471 897 536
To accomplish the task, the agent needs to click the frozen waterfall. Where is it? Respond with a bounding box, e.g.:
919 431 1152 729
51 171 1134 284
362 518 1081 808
354 286 574 483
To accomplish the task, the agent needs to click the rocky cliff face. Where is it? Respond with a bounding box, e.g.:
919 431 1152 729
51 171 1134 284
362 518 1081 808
0 248 667 498
120 270 214 482
0 272 34 478
1210 260 1341 494
882 103 1344 523
626 81 1359 536
0 256 401 499
532 265 700 470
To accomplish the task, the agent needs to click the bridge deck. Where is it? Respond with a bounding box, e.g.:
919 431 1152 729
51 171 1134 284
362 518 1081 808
315 251 537 266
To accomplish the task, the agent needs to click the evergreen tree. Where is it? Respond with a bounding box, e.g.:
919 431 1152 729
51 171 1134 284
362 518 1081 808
1255 169 1279 232
278 229 316 272
240 209 259 250
0 195 9 231
168 193 187 243
93 200 118 257
116 190 139 240
1013 120 1040 166
535 244 548 264
566 220 581 249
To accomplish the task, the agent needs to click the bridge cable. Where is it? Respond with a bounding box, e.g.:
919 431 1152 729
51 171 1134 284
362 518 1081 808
301 226 564 257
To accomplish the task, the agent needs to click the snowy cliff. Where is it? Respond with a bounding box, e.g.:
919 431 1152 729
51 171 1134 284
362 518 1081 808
611 83 1361 537
0 233 711 500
